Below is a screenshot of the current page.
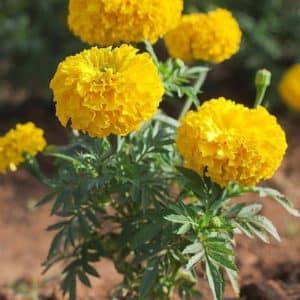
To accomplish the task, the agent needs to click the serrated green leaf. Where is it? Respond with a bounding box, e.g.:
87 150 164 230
249 187 300 217
164 214 189 224
139 258 159 299
183 242 203 255
251 215 281 241
36 191 57 207
177 223 191 235
63 260 80 274
225 203 246 218
207 242 234 256
205 258 224 300
233 221 254 239
51 190 72 215
225 269 240 297
247 222 270 243
186 251 204 270
78 270 91 287
238 204 263 218
176 166 207 198
61 272 76 300
47 221 69 231
208 252 237 271
47 229 64 260
83 264 100 278
78 214 90 235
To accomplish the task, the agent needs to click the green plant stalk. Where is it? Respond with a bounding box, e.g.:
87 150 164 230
254 86 268 108
144 40 159 66
179 70 208 118
254 69 271 108
153 112 180 128
23 154 50 186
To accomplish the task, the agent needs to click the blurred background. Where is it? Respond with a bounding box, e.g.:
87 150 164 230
0 0 299 299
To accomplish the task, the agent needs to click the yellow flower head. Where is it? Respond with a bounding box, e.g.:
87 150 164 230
165 9 242 63
68 0 183 46
176 98 287 187
278 64 300 110
0 122 46 173
50 45 164 137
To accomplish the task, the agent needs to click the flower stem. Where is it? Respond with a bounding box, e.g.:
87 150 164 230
254 69 271 108
144 40 159 66
179 70 208 118
254 87 267 108
153 112 180 128
108 135 119 153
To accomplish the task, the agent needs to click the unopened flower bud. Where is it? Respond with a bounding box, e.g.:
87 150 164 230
255 69 271 87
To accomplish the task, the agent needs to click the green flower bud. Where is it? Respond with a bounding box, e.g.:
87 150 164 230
255 69 271 87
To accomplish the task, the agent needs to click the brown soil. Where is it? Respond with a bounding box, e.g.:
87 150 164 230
0 116 299 300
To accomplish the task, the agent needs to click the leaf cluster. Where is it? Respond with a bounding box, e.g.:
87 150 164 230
29 122 300 300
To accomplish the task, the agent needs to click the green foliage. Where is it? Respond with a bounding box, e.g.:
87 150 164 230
158 58 209 102
0 0 83 99
2 1 299 299
25 119 299 300
17 25 299 300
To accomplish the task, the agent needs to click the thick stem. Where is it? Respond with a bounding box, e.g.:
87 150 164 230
107 134 119 154
23 154 52 186
254 86 267 108
179 70 208 118
144 40 159 66
153 112 180 128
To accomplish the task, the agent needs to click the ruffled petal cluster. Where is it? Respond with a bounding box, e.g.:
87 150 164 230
50 45 164 137
68 0 183 46
0 122 46 173
278 64 300 110
165 9 242 63
176 98 287 187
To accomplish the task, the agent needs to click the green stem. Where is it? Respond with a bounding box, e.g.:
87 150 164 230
46 152 80 165
108 135 119 153
179 70 208 118
23 154 51 186
153 112 180 128
254 86 267 108
144 40 159 66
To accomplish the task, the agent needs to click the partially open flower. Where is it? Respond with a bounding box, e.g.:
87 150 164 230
50 45 165 137
165 9 242 63
0 122 46 173
278 64 300 110
176 98 287 187
68 0 183 46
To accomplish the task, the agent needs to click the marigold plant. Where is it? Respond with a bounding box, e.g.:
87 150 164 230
68 0 183 46
278 64 300 110
50 45 164 137
5 2 299 300
165 9 242 63
0 122 46 173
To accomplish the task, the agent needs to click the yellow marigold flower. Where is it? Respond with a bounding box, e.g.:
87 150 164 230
278 64 300 110
50 45 164 137
0 122 46 173
165 9 242 63
176 98 287 187
68 0 183 46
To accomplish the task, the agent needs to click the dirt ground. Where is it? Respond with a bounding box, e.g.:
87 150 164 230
0 115 299 300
